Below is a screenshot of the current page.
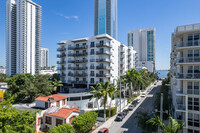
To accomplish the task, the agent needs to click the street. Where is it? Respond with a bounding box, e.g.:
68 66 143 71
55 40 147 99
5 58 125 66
109 81 162 133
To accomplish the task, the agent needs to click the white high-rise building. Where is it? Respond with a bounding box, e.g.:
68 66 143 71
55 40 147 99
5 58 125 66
6 0 41 76
128 28 156 72
57 34 136 93
40 48 49 68
171 23 200 133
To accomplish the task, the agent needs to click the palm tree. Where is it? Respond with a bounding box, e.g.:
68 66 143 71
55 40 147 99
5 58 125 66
147 116 184 133
52 80 63 93
89 83 102 114
108 86 117 117
98 81 114 121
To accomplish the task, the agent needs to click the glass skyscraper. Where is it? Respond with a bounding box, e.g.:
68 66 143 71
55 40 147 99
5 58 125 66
94 0 117 39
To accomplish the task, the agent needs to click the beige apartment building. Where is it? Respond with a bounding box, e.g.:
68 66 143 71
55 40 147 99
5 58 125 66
171 23 200 133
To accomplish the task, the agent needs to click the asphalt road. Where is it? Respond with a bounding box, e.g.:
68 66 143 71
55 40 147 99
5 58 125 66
109 81 162 133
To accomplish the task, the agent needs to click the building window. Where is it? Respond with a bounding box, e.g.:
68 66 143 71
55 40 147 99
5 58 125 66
91 42 95 47
194 114 200 127
194 82 199 95
187 82 193 94
90 71 94 76
82 43 86 46
88 102 93 108
188 97 199 111
100 40 104 45
63 99 65 105
91 49 95 55
45 116 52 125
56 119 63 126
91 78 94 83
38 118 43 125
188 113 193 126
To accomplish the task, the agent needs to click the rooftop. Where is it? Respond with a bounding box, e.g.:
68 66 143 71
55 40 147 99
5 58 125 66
47 107 80 119
35 94 67 102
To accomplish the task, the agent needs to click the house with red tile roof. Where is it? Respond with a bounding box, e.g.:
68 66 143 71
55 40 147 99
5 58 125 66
34 94 80 132
35 94 68 109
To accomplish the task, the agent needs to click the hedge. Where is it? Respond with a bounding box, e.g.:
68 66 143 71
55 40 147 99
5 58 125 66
94 107 117 117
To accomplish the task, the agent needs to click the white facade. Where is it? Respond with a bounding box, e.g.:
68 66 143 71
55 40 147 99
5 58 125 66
57 34 136 93
40 48 49 67
6 0 41 76
170 23 200 133
128 28 156 72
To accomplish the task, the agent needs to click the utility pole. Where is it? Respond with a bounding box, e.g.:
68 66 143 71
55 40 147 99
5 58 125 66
160 93 163 122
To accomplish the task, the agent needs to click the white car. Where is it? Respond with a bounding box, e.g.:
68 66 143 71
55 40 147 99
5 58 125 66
141 92 146 97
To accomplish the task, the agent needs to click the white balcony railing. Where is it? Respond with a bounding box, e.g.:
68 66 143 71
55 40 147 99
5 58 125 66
176 57 200 63
176 73 200 79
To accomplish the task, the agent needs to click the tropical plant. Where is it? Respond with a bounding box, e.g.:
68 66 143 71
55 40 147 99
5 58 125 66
147 116 184 133
48 124 74 133
72 111 97 133
0 74 9 82
108 86 117 117
52 79 63 93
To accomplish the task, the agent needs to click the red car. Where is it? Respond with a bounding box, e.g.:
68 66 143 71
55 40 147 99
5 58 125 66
98 128 109 133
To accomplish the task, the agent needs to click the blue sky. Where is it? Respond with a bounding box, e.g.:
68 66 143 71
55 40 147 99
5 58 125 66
1 0 200 70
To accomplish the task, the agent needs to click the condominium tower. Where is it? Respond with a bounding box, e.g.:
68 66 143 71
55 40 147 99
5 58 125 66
40 48 49 68
6 0 41 76
57 34 136 93
170 23 200 133
128 28 156 72
94 0 117 39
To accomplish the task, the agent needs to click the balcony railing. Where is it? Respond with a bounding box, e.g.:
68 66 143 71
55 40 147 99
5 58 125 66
96 51 111 55
72 81 88 84
176 104 186 111
57 61 66 64
57 47 66 52
96 66 111 70
68 67 88 70
96 43 112 48
57 54 66 58
96 58 111 62
96 73 111 77
60 73 66 77
57 67 66 71
176 40 200 48
176 57 200 63
68 60 88 63
68 45 88 50
68 52 88 57
177 73 200 79
73 73 88 77
90 66 95 69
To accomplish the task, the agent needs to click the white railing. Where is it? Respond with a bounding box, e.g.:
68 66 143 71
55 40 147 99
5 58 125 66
176 57 200 63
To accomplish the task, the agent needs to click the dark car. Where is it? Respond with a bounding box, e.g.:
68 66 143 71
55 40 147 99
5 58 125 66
98 128 109 133
132 100 137 105
115 112 124 121
123 109 129 115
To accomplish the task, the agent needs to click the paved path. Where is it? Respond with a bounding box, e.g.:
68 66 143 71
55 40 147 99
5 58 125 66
109 81 162 133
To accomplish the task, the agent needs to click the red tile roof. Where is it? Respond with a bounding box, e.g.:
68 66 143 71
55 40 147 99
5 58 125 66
48 107 80 119
35 94 67 102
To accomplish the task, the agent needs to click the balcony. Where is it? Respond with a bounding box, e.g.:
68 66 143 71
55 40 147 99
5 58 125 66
120 67 124 70
96 66 111 70
60 73 66 77
57 47 66 52
90 66 95 69
57 42 65 45
120 54 125 58
68 45 88 50
120 60 124 64
68 52 88 57
68 60 88 63
57 61 66 64
68 67 88 70
96 73 111 77
176 57 200 64
176 73 200 80
96 58 111 62
121 49 125 53
72 81 88 84
90 59 95 62
176 104 186 111
96 51 111 55
57 54 66 58
73 73 88 77
176 40 200 49
96 43 112 48
57 67 66 71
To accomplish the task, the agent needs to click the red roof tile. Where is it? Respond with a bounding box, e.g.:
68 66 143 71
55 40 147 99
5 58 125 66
48 107 80 119
35 94 67 102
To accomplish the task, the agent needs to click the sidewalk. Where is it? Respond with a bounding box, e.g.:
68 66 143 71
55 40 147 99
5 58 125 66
92 82 157 133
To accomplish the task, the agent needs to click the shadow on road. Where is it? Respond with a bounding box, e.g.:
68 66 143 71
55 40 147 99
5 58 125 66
120 85 161 133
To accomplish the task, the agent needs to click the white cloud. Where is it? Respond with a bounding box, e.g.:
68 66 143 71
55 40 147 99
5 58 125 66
56 13 79 20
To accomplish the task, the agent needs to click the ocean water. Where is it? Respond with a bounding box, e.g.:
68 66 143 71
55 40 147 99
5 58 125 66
156 70 169 78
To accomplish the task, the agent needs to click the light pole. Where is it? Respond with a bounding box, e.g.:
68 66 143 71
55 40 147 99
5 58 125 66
120 80 122 112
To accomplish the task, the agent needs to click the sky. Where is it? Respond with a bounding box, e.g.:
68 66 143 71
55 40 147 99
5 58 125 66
1 0 200 70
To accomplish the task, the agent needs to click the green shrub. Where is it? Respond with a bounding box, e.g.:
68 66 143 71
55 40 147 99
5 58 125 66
48 124 74 133
72 111 97 133
93 107 117 118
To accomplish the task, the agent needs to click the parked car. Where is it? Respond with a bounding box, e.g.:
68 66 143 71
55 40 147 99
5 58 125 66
128 105 134 111
115 112 125 121
98 128 109 133
147 89 151 92
131 100 137 105
123 109 129 115
141 92 146 97
136 99 141 103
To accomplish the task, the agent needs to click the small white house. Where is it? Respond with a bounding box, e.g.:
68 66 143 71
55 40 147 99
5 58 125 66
35 94 68 109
